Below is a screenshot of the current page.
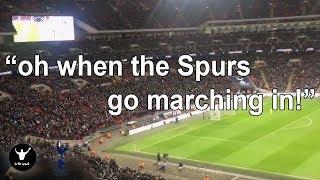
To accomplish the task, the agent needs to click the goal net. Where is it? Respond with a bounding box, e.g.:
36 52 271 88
204 99 239 121
222 110 236 116
208 109 236 121
209 110 221 121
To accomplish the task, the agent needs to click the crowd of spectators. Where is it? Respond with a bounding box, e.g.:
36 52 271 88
0 58 238 140
1 20 320 179
1 137 163 180
1 0 320 31
1 31 320 140
1 1 320 179
1 51 319 141
1 30 320 70
249 68 266 89
0 86 113 140
264 57 291 91
292 54 320 90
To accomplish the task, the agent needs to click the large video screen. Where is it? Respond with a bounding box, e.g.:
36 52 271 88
12 16 75 42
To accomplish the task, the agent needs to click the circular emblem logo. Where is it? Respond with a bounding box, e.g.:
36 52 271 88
9 144 36 171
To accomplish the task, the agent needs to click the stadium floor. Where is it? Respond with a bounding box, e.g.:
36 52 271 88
113 98 320 179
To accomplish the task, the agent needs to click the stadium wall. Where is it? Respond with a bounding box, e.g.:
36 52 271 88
0 36 4 44
128 109 205 135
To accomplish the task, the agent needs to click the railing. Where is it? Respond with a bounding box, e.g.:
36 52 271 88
203 15 320 26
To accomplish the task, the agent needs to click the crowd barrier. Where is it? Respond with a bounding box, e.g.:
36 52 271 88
128 110 204 135
263 92 320 97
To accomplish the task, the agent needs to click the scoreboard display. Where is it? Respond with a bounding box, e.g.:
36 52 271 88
12 16 75 42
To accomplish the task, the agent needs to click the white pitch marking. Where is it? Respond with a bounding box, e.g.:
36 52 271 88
249 110 318 145
283 118 313 130
182 134 250 144
138 114 247 151
231 176 239 180
139 122 213 151
133 150 312 180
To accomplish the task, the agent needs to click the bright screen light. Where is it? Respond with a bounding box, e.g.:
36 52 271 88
12 16 75 42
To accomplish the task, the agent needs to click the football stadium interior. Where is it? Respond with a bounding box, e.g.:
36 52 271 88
1 0 320 180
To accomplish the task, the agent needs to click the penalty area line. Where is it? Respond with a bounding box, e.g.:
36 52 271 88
137 114 249 151
138 122 213 151
283 117 313 130
249 109 319 145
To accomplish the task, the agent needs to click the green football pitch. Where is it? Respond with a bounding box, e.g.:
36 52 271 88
114 98 320 179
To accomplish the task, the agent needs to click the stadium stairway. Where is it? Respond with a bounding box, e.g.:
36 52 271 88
260 69 271 90
0 91 11 101
285 70 295 92
71 78 89 89
317 85 320 93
